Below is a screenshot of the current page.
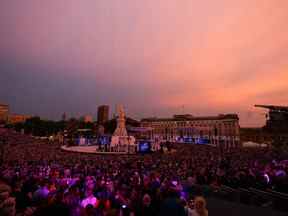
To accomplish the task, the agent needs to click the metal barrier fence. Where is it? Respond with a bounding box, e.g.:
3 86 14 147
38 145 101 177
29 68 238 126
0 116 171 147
183 183 288 212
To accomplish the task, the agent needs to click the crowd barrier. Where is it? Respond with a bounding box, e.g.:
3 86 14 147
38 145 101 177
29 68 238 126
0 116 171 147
183 183 288 212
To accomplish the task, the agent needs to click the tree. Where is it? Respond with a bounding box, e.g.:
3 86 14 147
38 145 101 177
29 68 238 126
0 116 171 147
11 116 68 137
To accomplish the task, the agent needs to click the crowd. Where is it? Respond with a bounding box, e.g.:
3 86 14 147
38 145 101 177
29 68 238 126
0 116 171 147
0 129 288 216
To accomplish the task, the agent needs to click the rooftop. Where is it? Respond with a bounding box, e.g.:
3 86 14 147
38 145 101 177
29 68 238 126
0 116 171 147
255 105 288 112
141 114 239 122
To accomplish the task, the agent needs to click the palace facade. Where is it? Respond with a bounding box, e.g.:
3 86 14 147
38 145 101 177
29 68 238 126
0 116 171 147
140 114 240 149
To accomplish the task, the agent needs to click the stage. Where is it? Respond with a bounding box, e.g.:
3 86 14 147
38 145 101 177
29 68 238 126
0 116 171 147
61 145 130 154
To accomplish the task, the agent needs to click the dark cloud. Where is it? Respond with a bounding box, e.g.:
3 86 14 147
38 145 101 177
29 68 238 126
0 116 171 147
0 0 288 126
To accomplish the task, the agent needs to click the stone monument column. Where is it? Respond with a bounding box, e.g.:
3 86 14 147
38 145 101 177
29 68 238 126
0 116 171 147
113 105 128 137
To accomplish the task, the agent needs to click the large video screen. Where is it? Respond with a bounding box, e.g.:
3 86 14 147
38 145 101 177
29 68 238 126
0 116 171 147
98 136 110 145
176 136 209 144
183 137 193 143
176 136 194 143
138 141 151 153
195 138 209 144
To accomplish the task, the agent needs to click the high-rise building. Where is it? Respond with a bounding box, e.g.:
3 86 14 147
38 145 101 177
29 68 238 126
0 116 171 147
62 112 67 121
97 105 109 125
0 103 9 123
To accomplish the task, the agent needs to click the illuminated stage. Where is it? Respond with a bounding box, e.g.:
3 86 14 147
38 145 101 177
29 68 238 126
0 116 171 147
62 105 153 155
62 105 161 154
61 141 164 154
61 145 132 154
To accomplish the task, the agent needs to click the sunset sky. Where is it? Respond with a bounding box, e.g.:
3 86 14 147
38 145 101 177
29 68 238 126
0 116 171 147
1 1 288 126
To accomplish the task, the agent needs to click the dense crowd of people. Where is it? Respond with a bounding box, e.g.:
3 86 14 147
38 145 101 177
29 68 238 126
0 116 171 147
0 129 288 216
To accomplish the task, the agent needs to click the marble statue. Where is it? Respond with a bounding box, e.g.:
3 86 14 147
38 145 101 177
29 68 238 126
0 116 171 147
113 105 128 137
110 105 136 152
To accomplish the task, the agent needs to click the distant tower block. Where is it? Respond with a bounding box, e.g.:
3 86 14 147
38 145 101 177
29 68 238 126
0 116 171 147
62 112 67 121
97 105 109 125
113 105 128 137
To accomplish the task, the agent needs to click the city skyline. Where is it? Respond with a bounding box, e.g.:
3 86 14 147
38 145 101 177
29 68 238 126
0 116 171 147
1 1 288 127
